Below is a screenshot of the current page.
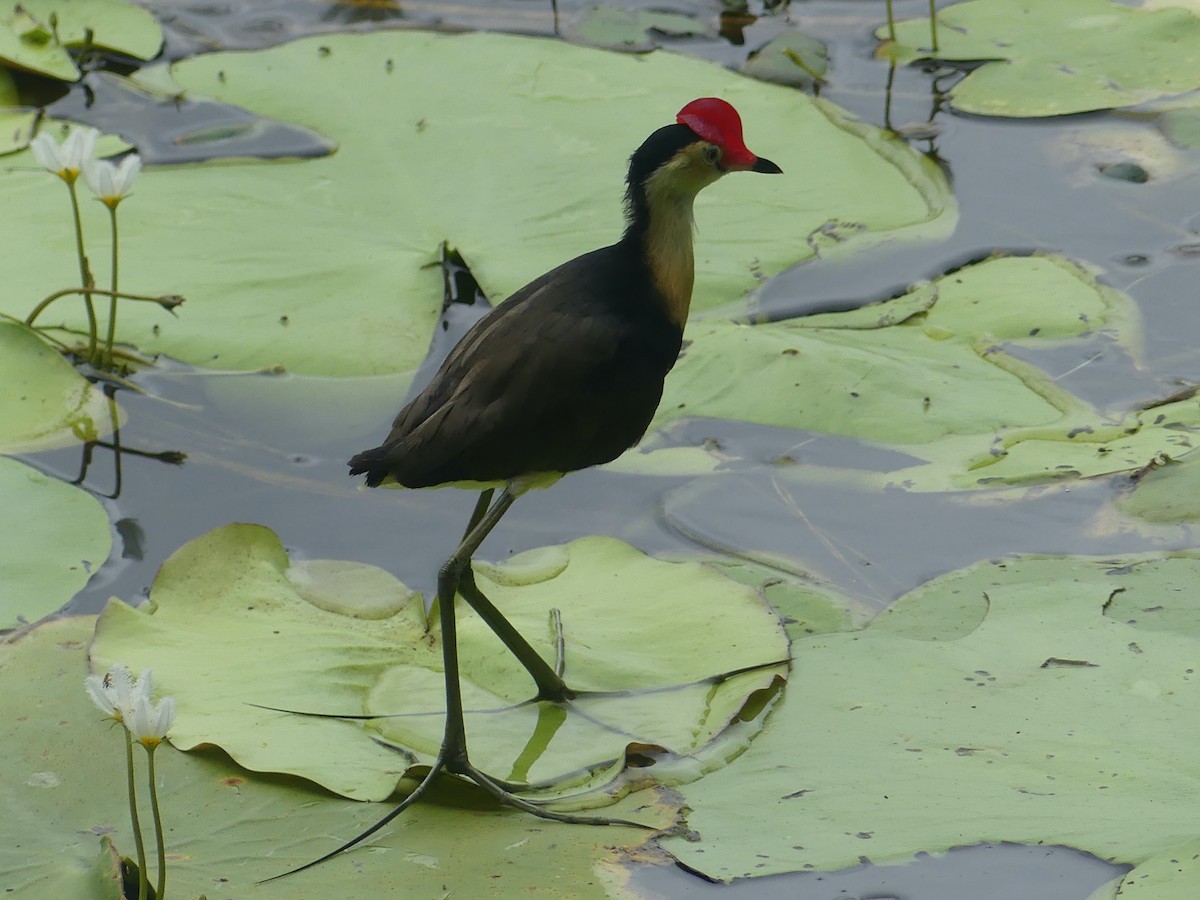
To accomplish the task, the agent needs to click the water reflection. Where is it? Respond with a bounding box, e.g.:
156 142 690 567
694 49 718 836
70 382 186 500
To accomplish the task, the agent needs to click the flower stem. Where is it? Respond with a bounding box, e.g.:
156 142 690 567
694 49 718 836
66 179 99 365
104 203 120 370
146 746 167 900
123 729 150 900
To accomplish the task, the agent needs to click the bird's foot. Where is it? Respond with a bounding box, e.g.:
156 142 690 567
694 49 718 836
442 748 650 827
262 740 652 882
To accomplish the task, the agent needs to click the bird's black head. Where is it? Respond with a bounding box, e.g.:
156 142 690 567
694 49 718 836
622 99 781 237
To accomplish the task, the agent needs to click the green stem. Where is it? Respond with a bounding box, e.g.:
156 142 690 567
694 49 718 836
123 729 149 900
104 203 120 370
65 179 99 365
929 0 939 51
146 746 167 900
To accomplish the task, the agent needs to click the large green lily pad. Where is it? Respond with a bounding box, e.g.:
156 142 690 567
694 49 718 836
881 0 1200 117
1 29 951 375
0 319 118 453
0 0 162 82
0 615 676 898
650 254 1133 474
663 550 1200 886
0 456 110 630
90 523 788 800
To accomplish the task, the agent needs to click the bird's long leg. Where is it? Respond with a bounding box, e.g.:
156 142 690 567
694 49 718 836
452 489 574 702
435 490 647 826
436 488 517 765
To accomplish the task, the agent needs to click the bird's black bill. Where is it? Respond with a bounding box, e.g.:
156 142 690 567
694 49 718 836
752 156 783 174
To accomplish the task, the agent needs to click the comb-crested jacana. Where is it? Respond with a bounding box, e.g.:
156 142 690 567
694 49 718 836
342 97 780 847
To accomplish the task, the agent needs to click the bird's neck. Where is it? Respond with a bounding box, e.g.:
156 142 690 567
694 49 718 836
622 178 699 329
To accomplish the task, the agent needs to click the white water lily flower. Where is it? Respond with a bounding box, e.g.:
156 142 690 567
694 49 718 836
85 663 138 723
30 126 99 183
83 154 142 208
129 692 175 749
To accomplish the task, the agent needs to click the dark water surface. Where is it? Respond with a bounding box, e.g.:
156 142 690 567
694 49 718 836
20 0 1200 895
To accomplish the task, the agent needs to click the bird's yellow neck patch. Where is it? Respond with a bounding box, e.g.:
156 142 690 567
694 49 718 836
640 145 723 328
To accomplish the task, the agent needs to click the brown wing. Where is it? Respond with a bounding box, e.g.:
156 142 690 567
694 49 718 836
350 246 679 487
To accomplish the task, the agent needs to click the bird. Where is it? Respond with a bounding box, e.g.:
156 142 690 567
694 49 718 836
337 97 780 858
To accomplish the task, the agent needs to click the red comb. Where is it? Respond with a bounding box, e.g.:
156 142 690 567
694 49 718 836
676 97 757 168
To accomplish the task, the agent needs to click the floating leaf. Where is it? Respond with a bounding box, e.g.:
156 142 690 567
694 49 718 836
742 31 829 88
0 30 952 374
90 523 788 800
0 457 110 630
0 320 119 453
0 107 36 155
0 0 162 82
0 616 674 898
664 551 1200 886
567 5 714 52
1088 838 1200 899
882 0 1200 117
656 255 1127 444
1119 447 1200 524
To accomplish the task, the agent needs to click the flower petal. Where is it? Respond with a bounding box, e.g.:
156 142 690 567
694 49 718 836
29 133 64 174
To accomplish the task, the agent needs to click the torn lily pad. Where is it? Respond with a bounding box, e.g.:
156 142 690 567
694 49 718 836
90 523 788 800
881 0 1200 117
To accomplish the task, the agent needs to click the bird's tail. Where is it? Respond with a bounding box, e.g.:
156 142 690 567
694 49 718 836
347 446 391 488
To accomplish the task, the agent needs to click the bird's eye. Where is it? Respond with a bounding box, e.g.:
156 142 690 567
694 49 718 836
703 145 721 166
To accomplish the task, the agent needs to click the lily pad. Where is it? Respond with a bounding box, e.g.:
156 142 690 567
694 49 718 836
567 5 714 52
0 319 119 453
90 523 788 800
742 30 829 88
0 107 36 154
664 550 1200 886
654 255 1127 444
881 0 1200 117
1088 838 1200 899
0 0 162 82
0 456 111 630
0 615 675 898
0 30 952 375
1118 446 1200 524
